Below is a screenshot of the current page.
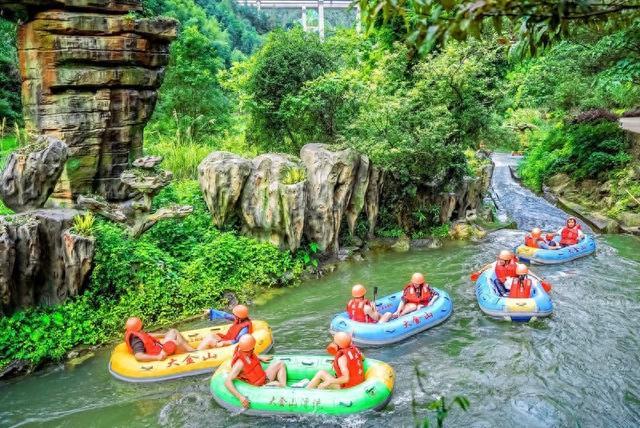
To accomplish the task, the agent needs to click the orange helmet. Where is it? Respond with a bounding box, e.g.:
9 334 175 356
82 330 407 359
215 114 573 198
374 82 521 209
498 250 513 261
531 228 542 237
232 304 249 319
411 272 425 285
125 317 142 332
546 233 555 241
237 334 256 352
516 264 528 276
333 332 352 349
351 284 366 298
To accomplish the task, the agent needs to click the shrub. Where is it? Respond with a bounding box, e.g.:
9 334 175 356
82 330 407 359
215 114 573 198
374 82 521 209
71 212 95 237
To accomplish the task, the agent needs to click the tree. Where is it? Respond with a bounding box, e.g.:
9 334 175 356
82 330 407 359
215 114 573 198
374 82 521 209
358 0 640 55
0 18 21 125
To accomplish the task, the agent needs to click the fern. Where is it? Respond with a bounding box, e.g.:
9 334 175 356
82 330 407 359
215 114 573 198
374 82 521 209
72 212 95 237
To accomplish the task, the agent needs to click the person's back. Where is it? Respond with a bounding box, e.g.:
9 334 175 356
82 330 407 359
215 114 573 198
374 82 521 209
333 344 365 389
509 264 532 298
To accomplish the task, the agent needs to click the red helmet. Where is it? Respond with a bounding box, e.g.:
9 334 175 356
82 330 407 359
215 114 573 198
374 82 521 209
232 304 249 319
237 334 256 352
125 317 142 332
351 284 366 298
546 233 555 241
333 332 352 349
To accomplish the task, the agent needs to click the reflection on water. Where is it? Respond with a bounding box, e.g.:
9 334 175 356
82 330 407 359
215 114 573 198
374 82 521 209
1 156 639 427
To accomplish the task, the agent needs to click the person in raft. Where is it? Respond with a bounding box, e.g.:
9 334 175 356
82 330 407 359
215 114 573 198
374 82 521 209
199 304 252 348
509 264 533 298
125 317 197 362
225 334 287 408
494 250 517 296
556 216 584 247
392 272 436 317
524 227 558 249
347 284 394 323
306 332 365 390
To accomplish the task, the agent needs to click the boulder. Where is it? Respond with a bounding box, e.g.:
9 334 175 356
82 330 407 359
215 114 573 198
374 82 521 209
0 209 95 314
619 212 640 228
0 137 68 212
198 152 252 228
364 166 384 238
301 144 360 253
546 173 572 195
240 154 306 251
0 1 178 200
345 155 370 235
390 235 411 252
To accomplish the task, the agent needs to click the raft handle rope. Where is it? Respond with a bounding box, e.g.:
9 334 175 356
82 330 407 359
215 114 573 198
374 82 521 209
301 360 315 366
339 401 353 407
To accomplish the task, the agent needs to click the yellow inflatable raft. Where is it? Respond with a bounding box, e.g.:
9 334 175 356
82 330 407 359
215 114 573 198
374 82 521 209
108 320 273 382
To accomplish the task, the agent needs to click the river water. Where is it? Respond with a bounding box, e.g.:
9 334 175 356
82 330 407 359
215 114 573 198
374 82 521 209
1 154 640 427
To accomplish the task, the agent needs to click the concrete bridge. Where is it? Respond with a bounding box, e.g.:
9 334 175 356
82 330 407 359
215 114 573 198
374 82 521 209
237 0 360 39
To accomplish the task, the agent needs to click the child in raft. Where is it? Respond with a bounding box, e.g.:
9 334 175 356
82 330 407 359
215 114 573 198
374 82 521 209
305 332 365 390
224 334 287 408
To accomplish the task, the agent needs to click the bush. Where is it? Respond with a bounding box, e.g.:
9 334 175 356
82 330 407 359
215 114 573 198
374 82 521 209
0 182 303 370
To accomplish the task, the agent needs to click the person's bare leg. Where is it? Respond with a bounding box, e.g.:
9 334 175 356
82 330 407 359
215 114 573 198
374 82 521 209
378 312 393 323
164 328 195 352
400 303 418 315
264 361 287 387
306 370 333 389
197 333 221 350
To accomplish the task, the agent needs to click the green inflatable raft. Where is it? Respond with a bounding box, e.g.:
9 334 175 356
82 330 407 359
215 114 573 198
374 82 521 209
209 354 395 416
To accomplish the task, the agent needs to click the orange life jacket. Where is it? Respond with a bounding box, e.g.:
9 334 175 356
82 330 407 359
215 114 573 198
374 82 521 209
509 277 532 298
402 283 433 305
495 259 517 283
347 298 375 323
232 348 267 386
333 345 365 389
220 318 253 341
560 225 580 246
524 234 539 248
125 330 163 356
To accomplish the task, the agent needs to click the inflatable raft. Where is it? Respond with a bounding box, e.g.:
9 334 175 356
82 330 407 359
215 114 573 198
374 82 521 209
210 354 394 416
515 235 596 265
109 320 272 382
329 288 453 346
475 265 553 322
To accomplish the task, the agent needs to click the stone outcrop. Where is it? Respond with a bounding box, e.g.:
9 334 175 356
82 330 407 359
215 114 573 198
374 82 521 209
77 156 193 238
438 160 494 223
301 144 360 253
0 136 68 212
198 144 384 254
0 0 178 201
0 209 95 314
198 152 252 228
240 154 306 252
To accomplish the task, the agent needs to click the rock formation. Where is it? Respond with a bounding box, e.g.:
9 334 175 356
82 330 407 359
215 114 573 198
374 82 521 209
240 154 306 252
0 136 68 212
301 144 360 253
77 156 193 238
0 0 178 201
438 160 494 223
0 209 95 314
199 144 384 254
198 152 252 228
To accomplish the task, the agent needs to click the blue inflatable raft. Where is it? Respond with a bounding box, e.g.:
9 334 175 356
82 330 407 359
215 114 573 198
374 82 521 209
475 265 553 322
515 235 596 265
329 288 453 346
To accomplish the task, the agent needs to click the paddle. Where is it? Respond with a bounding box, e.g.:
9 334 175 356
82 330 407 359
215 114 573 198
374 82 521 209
373 286 379 305
528 272 553 293
470 263 492 282
207 308 234 321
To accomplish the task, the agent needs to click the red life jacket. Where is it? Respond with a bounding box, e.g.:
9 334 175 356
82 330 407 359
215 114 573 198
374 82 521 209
560 225 580 246
125 330 163 356
524 234 539 248
495 260 517 283
347 298 375 323
509 277 532 298
232 348 267 386
402 283 433 305
220 318 253 341
332 345 365 389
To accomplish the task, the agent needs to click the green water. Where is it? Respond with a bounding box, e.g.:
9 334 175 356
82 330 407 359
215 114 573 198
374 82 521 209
2 155 640 427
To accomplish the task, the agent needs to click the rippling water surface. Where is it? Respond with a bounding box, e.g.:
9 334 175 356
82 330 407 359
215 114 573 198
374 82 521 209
1 155 639 427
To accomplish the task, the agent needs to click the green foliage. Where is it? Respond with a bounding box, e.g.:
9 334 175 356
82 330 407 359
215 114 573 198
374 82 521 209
519 120 631 191
412 363 470 427
72 212 96 237
0 18 20 125
0 182 302 370
281 166 306 185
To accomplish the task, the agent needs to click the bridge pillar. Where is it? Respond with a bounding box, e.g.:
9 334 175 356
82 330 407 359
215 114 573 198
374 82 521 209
302 6 307 31
318 0 324 40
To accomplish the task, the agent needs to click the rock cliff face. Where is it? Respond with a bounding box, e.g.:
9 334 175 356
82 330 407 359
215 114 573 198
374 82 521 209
0 209 95 314
199 144 384 254
0 0 178 201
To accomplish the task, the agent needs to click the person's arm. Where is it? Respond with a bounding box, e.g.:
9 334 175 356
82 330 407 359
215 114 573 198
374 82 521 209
134 350 167 362
364 304 378 320
258 354 273 362
320 356 349 389
394 299 406 316
217 327 250 347
225 360 250 408
578 229 585 239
